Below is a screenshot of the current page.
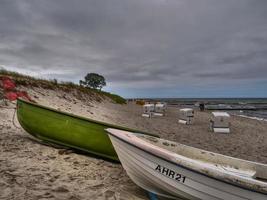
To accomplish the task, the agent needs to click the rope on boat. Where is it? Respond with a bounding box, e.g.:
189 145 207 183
12 107 21 129
0 104 20 129
0 99 20 129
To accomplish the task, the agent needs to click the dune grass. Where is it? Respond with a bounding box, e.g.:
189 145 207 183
0 69 126 104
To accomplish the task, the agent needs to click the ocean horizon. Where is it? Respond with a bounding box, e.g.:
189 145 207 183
128 97 267 103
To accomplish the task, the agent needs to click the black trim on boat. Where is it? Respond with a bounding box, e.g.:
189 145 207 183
107 131 267 196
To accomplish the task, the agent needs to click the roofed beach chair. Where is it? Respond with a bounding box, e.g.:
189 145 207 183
210 112 230 133
178 108 194 125
153 103 166 117
142 104 155 118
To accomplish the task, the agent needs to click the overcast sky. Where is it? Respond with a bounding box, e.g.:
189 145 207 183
0 0 267 98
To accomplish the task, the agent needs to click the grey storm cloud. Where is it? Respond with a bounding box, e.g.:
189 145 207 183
0 0 267 94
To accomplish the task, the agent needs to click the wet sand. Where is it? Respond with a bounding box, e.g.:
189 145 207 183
1 87 267 199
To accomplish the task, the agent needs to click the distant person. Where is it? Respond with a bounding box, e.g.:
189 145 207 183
199 103 205 111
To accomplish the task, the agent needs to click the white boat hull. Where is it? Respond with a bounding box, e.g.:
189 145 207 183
108 133 267 200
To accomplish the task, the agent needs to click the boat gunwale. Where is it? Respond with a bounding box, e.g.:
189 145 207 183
107 129 267 195
17 98 157 137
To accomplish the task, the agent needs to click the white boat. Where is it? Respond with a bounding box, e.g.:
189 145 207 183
106 128 267 200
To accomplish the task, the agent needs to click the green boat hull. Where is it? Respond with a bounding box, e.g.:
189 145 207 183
17 98 154 161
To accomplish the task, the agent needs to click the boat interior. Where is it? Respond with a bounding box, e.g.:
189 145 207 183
137 134 267 183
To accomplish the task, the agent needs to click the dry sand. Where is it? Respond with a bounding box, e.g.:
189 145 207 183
1 87 267 200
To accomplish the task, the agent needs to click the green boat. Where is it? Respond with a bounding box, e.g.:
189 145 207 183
17 98 155 161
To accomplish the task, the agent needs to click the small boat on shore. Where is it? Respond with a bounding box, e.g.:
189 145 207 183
16 98 155 161
107 128 267 199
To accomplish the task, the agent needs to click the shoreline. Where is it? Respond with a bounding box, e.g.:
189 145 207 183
235 114 267 122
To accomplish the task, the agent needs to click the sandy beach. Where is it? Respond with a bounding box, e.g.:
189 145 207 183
1 86 267 200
